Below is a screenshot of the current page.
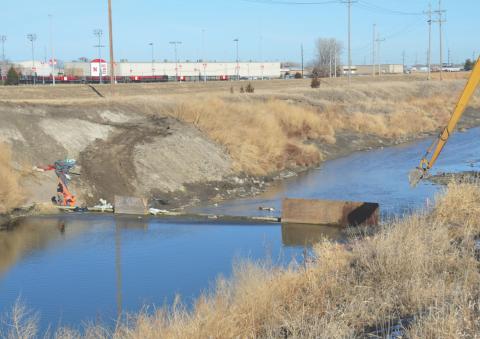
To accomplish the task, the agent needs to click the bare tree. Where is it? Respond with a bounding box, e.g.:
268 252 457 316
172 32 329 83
314 38 343 78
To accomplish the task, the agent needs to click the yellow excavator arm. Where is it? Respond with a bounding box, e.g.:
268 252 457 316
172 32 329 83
410 57 480 187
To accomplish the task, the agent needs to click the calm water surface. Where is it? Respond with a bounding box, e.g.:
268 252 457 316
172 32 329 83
1 127 480 330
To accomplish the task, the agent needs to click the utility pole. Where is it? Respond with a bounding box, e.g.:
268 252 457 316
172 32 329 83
201 29 206 62
234 38 239 80
149 42 155 78
402 50 406 73
334 40 337 78
169 41 182 80
49 15 56 85
424 3 432 80
372 24 376 76
341 0 357 84
108 0 115 87
329 43 333 78
375 35 385 76
447 48 451 66
300 43 304 78
27 34 37 85
434 0 446 80
94 29 104 84
0 35 6 83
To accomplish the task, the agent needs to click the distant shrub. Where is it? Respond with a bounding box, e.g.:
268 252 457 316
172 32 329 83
245 83 255 93
5 67 19 86
294 72 302 79
311 77 320 88
230 86 234 94
240 86 245 93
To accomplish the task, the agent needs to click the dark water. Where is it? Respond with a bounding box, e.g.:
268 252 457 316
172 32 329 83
1 127 479 330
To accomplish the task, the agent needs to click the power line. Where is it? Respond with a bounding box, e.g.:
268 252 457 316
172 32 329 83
357 0 423 16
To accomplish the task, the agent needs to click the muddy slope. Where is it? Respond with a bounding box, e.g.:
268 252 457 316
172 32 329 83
0 102 233 207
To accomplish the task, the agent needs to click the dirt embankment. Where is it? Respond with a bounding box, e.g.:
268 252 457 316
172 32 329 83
0 101 234 210
0 77 479 213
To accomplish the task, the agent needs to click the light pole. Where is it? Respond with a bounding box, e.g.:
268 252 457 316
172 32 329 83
94 29 104 84
234 38 239 80
169 41 182 81
49 15 56 85
27 34 37 85
108 0 115 87
149 42 155 78
0 35 6 82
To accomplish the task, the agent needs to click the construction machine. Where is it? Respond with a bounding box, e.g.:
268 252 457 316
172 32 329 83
409 57 480 187
34 159 78 207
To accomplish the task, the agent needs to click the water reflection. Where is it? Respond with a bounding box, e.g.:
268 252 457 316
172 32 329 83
0 217 84 276
281 223 345 247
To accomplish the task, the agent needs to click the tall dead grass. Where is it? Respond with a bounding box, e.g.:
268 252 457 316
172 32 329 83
154 80 479 175
4 183 480 338
168 98 331 175
0 143 24 214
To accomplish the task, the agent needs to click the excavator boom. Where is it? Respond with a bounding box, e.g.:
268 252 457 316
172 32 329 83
410 57 480 186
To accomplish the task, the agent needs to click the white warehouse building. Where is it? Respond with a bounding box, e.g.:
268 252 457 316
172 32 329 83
64 60 281 81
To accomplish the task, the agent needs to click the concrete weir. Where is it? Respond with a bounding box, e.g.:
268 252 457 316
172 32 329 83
282 198 380 227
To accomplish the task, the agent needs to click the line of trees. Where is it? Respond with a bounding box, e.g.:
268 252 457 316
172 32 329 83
313 38 344 78
464 59 477 71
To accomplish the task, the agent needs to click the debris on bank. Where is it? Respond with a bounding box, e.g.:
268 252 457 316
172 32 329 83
427 171 480 185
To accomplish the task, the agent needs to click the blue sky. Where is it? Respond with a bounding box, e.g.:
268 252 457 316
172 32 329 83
1 0 478 65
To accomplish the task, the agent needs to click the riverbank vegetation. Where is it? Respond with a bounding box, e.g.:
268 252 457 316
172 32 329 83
159 79 479 175
3 182 480 338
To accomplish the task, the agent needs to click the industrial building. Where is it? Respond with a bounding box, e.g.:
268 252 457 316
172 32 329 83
4 60 281 83
64 60 282 81
342 64 404 76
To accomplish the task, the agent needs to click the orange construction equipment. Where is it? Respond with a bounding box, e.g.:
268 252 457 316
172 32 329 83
36 159 78 207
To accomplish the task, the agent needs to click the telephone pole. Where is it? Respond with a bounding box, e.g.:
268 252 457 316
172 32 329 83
0 35 5 82
301 43 304 78
108 0 115 87
372 24 376 76
402 50 406 72
424 3 432 80
375 35 385 76
434 0 446 80
341 0 357 84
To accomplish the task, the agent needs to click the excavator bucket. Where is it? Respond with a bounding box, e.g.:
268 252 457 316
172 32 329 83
408 168 425 188
282 198 379 227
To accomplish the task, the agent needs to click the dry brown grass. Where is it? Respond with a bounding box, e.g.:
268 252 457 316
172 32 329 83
0 143 24 214
4 183 480 338
151 79 479 175
167 97 331 175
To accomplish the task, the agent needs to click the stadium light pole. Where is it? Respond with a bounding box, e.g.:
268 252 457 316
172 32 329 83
94 29 104 84
149 42 155 78
27 34 37 85
169 41 182 81
49 15 56 85
108 0 115 87
234 38 239 80
0 35 6 83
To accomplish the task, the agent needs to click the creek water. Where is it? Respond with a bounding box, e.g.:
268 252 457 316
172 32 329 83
1 127 480 331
